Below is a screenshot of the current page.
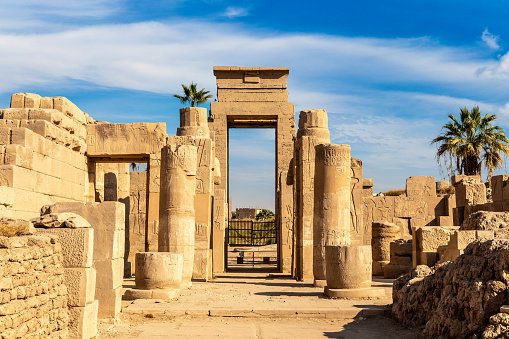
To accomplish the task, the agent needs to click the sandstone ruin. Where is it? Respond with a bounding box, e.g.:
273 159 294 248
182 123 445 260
1 67 509 337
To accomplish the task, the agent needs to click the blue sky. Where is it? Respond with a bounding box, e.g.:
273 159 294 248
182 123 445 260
2 1 509 210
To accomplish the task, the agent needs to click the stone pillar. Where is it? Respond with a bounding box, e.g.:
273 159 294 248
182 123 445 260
371 221 400 276
159 144 197 288
313 144 351 286
295 109 330 281
124 252 183 299
177 107 210 138
325 245 372 289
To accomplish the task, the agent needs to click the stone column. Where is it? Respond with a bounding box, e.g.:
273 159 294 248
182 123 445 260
313 144 351 286
371 221 400 276
177 107 210 139
295 109 330 281
124 252 183 299
159 144 197 288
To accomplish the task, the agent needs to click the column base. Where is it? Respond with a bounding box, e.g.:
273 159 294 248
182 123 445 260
123 288 180 300
313 279 327 287
323 286 386 300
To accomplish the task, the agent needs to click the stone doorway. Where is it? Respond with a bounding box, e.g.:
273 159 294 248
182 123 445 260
227 128 277 271
209 66 296 274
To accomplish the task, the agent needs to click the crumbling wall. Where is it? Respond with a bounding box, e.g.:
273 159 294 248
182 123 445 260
0 93 93 220
393 239 509 338
0 233 69 337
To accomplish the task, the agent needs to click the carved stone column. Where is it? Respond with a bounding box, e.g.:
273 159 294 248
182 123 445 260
159 144 197 288
295 109 330 281
313 144 351 286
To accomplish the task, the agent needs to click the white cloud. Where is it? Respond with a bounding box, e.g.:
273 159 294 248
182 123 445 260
222 7 248 19
482 28 500 49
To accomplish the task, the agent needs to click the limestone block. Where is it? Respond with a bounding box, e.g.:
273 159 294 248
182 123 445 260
492 175 509 202
10 93 25 108
437 215 453 226
2 108 29 120
372 260 389 276
406 176 435 196
436 181 450 194
389 255 412 266
123 288 179 300
177 107 209 138
452 175 481 186
40 97 54 109
390 240 412 256
325 245 371 289
95 258 124 289
0 127 10 145
448 230 477 251
52 97 87 125
418 251 439 266
415 226 457 252
363 178 374 188
455 179 487 207
37 228 93 268
23 94 41 108
135 252 183 290
64 267 96 307
45 201 125 230
298 109 328 130
95 287 121 319
69 299 98 339
383 264 411 279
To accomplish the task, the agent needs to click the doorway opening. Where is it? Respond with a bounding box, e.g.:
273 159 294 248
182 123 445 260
227 128 277 271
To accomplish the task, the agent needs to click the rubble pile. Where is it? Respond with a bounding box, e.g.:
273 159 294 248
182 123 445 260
392 239 509 338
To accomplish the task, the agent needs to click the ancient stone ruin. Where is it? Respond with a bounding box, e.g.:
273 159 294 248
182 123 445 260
1 66 509 337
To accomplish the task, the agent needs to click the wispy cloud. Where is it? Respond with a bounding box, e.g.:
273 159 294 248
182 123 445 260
482 28 500 49
222 6 248 19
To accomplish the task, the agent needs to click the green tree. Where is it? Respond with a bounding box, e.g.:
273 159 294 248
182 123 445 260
431 106 509 178
173 82 212 107
255 209 274 221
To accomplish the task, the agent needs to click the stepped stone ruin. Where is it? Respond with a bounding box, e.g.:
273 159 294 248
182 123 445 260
1 66 509 337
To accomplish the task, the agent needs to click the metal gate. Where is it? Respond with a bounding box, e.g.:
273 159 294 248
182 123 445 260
228 220 277 246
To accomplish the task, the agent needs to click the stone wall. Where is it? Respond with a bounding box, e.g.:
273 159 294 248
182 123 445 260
0 93 92 220
128 171 150 275
0 234 69 337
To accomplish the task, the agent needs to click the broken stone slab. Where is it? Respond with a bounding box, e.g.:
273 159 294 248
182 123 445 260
31 212 91 228
0 218 35 237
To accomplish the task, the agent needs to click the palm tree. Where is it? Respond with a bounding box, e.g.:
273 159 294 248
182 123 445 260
173 82 213 107
431 105 509 178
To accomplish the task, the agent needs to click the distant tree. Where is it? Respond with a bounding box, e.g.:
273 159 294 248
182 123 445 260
255 209 274 221
431 106 509 178
173 82 212 107
130 163 138 171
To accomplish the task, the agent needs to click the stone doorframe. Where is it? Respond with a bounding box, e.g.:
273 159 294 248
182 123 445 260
209 67 296 273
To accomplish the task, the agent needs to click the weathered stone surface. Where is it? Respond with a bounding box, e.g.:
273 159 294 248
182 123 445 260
406 176 435 197
64 267 96 307
325 245 371 289
31 212 91 228
393 240 509 338
0 217 35 237
159 144 197 287
461 211 509 231
313 143 350 281
69 299 98 339
383 263 411 279
135 252 183 290
371 221 400 262
38 227 94 268
455 177 487 207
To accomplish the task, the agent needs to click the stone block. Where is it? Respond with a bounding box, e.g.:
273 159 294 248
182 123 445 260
69 299 98 339
2 108 29 120
95 258 124 289
492 175 509 202
383 264 411 279
415 226 457 252
64 267 96 307
389 255 412 266
10 93 25 108
437 215 453 226
95 287 121 319
372 260 388 276
455 179 486 207
23 94 41 108
448 230 476 250
390 241 412 256
37 228 93 268
419 251 439 266
406 176 435 196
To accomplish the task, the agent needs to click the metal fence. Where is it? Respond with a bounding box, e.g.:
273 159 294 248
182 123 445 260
228 220 277 246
